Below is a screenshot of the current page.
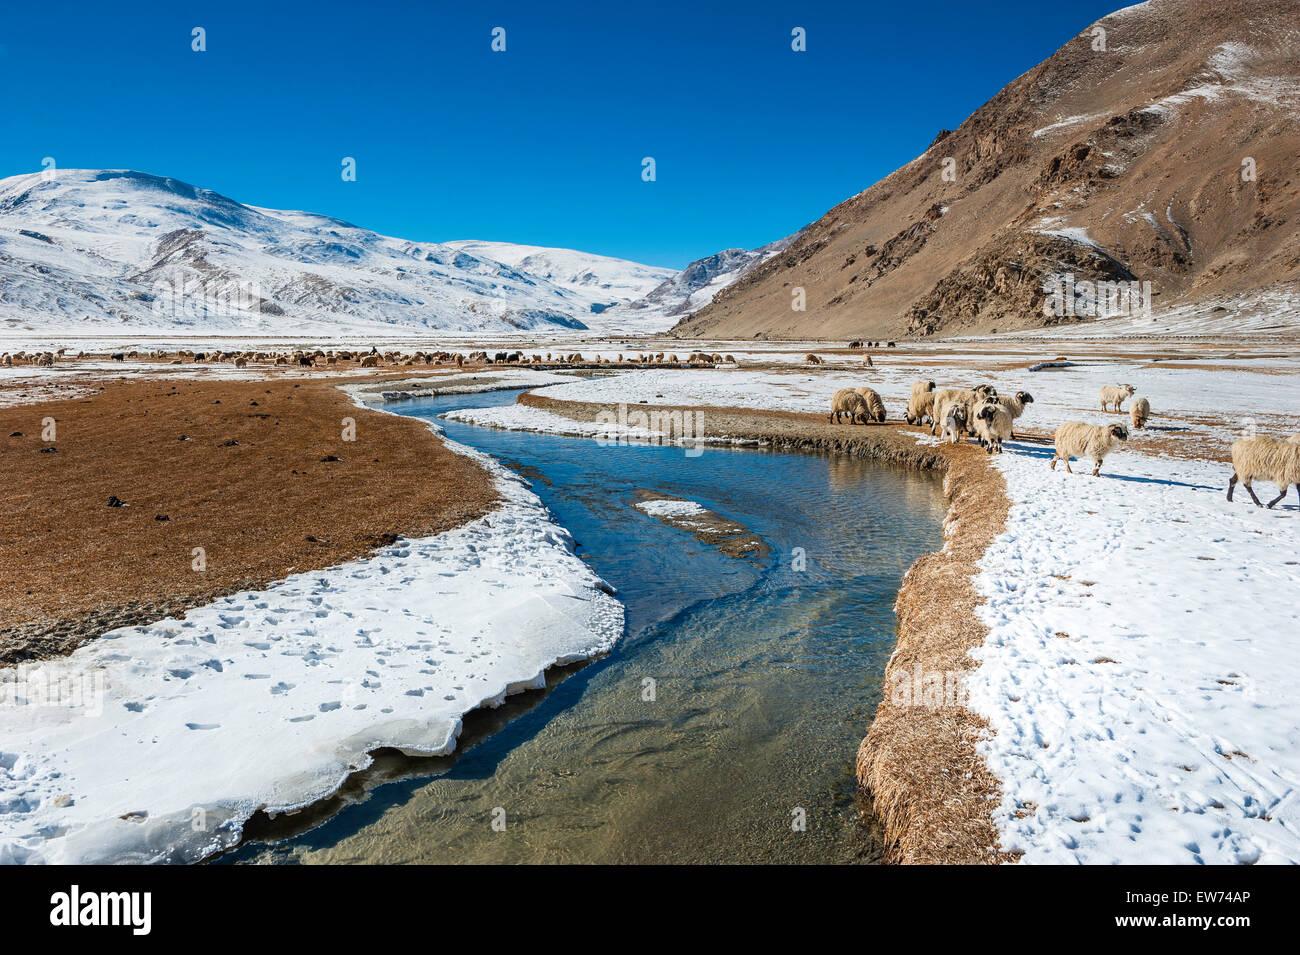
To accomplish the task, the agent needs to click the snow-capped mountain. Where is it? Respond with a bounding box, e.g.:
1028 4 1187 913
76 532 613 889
443 240 674 314
0 170 679 336
623 237 797 319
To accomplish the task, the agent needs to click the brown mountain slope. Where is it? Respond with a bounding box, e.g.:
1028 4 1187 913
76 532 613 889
674 0 1300 340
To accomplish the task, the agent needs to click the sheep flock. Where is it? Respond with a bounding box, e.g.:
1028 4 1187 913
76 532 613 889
825 370 1296 505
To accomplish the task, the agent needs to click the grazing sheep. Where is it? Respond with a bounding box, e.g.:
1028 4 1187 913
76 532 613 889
930 385 998 436
1099 384 1136 413
906 379 936 423
940 403 968 444
974 402 1013 454
359 355 379 368
862 355 874 367
234 357 247 369
852 386 887 423
829 388 871 424
1051 421 1129 476
993 390 1034 438
906 391 936 426
1227 436 1300 508
1130 396 1151 429
806 353 823 365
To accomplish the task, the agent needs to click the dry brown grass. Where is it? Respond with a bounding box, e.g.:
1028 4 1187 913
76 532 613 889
0 374 496 663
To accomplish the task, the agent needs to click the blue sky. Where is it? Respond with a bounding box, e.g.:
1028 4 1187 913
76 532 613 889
0 1 1128 268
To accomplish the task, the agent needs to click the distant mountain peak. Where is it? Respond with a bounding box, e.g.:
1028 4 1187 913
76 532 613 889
0 169 679 336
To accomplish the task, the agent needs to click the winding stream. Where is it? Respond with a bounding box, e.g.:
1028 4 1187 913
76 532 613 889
227 387 946 864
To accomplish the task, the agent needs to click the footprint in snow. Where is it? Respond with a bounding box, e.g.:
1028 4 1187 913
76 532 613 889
185 722 221 731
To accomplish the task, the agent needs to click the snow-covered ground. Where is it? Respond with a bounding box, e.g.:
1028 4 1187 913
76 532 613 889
0 425 623 865
5 347 1300 864
485 363 1300 863
970 446 1300 864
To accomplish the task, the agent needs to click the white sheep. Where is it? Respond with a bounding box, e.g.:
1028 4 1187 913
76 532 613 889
930 384 997 436
906 390 936 426
1051 421 1129 476
1099 384 1136 413
829 388 871 424
940 402 969 444
1227 436 1300 508
1130 397 1151 429
907 379 936 423
852 386 887 423
973 402 1013 454
994 390 1034 438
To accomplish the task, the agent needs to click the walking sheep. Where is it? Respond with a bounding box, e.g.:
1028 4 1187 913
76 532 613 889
974 402 1014 454
940 403 969 444
829 388 871 424
1099 384 1136 413
806 353 823 365
852 386 887 423
1051 422 1129 476
1227 436 1300 508
1130 396 1151 429
993 391 1034 439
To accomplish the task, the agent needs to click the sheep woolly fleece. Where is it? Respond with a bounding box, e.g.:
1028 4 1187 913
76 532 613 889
0 429 623 865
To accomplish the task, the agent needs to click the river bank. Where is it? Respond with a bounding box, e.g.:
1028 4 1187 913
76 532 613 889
489 390 1013 863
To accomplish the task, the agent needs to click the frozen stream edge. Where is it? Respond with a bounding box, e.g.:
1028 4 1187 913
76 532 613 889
0 395 623 865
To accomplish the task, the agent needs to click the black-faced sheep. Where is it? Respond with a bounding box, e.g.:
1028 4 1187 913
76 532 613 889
829 388 870 424
994 391 1034 438
1130 397 1151 429
974 402 1014 454
930 385 997 436
1099 384 1136 413
1227 436 1300 508
1051 421 1129 476
940 403 968 444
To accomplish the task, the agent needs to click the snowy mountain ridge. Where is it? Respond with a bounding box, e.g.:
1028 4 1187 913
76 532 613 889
0 169 690 336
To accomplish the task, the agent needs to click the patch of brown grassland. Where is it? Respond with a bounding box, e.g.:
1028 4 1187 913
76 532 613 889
0 375 496 664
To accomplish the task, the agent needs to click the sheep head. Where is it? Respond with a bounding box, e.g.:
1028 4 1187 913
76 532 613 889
1109 424 1130 441
1018 391 1034 404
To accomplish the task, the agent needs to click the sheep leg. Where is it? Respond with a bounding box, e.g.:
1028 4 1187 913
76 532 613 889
1267 488 1288 509
1242 481 1264 506
1064 457 1072 473
1092 461 1102 477
1227 474 1237 500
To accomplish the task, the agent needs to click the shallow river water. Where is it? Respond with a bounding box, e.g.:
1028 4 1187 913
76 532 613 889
226 388 946 864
